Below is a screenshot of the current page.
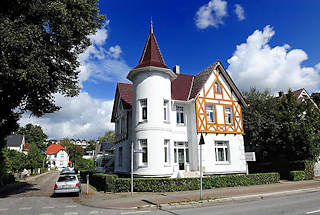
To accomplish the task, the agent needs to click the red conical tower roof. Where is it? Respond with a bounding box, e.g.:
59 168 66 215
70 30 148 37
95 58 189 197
134 20 168 69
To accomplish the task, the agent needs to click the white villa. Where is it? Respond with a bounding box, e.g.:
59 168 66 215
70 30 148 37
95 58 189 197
46 144 69 171
111 22 247 178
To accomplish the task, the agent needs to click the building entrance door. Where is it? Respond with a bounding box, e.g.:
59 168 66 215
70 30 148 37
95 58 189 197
178 149 185 170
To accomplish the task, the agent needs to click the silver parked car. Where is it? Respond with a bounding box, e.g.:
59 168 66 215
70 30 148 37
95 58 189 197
54 174 81 196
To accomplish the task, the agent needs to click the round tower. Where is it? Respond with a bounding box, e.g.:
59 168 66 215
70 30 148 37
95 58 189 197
127 21 177 177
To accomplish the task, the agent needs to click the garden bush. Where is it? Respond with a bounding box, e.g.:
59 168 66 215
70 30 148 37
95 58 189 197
89 172 280 193
289 171 305 181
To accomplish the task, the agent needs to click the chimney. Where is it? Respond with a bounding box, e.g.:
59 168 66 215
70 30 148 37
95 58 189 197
279 91 284 97
173 65 180 74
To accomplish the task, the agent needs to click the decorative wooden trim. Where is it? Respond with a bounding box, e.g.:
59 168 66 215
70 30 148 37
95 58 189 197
195 71 244 134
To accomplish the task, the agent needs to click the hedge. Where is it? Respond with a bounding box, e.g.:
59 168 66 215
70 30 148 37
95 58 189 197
89 172 280 193
0 174 15 186
290 171 305 181
248 160 314 180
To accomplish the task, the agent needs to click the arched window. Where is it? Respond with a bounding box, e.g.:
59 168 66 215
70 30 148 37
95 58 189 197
215 82 221 93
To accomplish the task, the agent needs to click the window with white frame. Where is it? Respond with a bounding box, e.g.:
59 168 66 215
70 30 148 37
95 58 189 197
140 139 148 165
215 81 222 93
118 147 122 167
215 141 230 163
140 99 147 121
206 104 215 124
176 106 184 124
225 106 233 125
164 139 170 164
163 100 169 122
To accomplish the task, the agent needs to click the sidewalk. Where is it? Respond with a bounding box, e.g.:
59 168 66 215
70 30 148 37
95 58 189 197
77 179 320 210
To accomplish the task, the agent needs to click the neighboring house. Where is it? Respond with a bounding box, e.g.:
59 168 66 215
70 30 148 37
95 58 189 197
71 139 88 149
111 23 247 178
7 135 25 152
46 144 69 171
95 142 115 173
22 143 32 155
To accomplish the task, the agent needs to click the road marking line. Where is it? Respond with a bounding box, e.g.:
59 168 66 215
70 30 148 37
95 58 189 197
65 205 77 208
89 211 102 214
39 213 53 215
0 209 8 211
42 206 55 209
306 209 320 214
64 212 78 215
121 211 151 215
19 207 32 210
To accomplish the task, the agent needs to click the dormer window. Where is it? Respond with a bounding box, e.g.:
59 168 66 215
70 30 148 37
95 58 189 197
140 99 147 121
215 81 222 94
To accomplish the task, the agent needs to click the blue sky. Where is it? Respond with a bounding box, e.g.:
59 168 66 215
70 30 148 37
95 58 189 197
20 0 320 140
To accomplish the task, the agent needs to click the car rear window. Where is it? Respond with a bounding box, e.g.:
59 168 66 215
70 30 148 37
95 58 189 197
58 175 77 182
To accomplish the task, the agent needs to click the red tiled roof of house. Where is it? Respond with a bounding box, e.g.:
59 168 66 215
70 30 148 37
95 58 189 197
118 83 133 107
22 143 31 151
134 21 167 69
46 144 65 155
171 74 194 101
189 62 218 99
293 88 305 99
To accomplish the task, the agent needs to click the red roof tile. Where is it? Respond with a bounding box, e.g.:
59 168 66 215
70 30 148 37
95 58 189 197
22 143 31 151
46 144 65 155
171 74 194 101
189 62 218 99
118 83 133 107
134 22 167 69
293 88 304 99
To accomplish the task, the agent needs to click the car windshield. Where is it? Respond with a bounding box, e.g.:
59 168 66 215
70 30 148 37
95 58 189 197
57 175 76 182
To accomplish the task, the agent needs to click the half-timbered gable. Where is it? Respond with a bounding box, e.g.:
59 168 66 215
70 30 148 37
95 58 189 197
194 62 246 135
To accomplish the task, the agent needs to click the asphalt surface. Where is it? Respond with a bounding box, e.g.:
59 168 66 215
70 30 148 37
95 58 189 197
1 171 320 215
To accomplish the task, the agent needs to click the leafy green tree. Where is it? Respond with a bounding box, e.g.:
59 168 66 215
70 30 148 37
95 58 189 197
2 147 27 173
0 0 105 174
75 158 95 172
86 140 96 151
60 138 84 165
98 131 115 143
16 124 48 152
243 88 280 159
26 143 44 173
243 88 320 161
311 92 320 108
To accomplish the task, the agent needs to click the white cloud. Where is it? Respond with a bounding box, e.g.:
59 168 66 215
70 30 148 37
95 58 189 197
19 18 130 140
195 0 228 29
19 92 114 140
234 4 245 21
78 19 130 86
227 25 320 93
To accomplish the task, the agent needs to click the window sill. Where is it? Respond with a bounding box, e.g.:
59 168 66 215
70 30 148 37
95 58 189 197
176 123 186 126
164 164 171 167
138 164 148 168
215 162 231 165
163 121 170 124
138 120 147 124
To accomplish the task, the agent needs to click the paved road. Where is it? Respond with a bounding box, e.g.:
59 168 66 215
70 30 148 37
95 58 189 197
1 171 320 215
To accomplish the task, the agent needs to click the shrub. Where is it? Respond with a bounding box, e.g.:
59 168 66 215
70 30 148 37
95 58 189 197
290 171 305 181
40 168 47 174
89 172 280 193
304 160 315 180
79 170 94 183
0 174 15 185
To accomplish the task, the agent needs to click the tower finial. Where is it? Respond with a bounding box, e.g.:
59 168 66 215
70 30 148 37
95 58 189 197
150 17 153 34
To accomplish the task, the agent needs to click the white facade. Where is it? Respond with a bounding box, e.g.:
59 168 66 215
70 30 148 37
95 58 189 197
111 25 247 178
47 150 69 171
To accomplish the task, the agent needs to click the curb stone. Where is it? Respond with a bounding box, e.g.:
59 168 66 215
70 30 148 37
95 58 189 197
158 186 320 210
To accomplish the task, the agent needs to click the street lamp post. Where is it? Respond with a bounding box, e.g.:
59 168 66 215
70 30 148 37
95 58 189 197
199 132 205 200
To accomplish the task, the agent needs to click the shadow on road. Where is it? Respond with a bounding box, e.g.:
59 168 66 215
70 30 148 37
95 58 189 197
0 181 39 198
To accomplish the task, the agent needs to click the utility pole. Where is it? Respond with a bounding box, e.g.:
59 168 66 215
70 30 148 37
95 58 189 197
199 132 205 200
131 141 133 196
